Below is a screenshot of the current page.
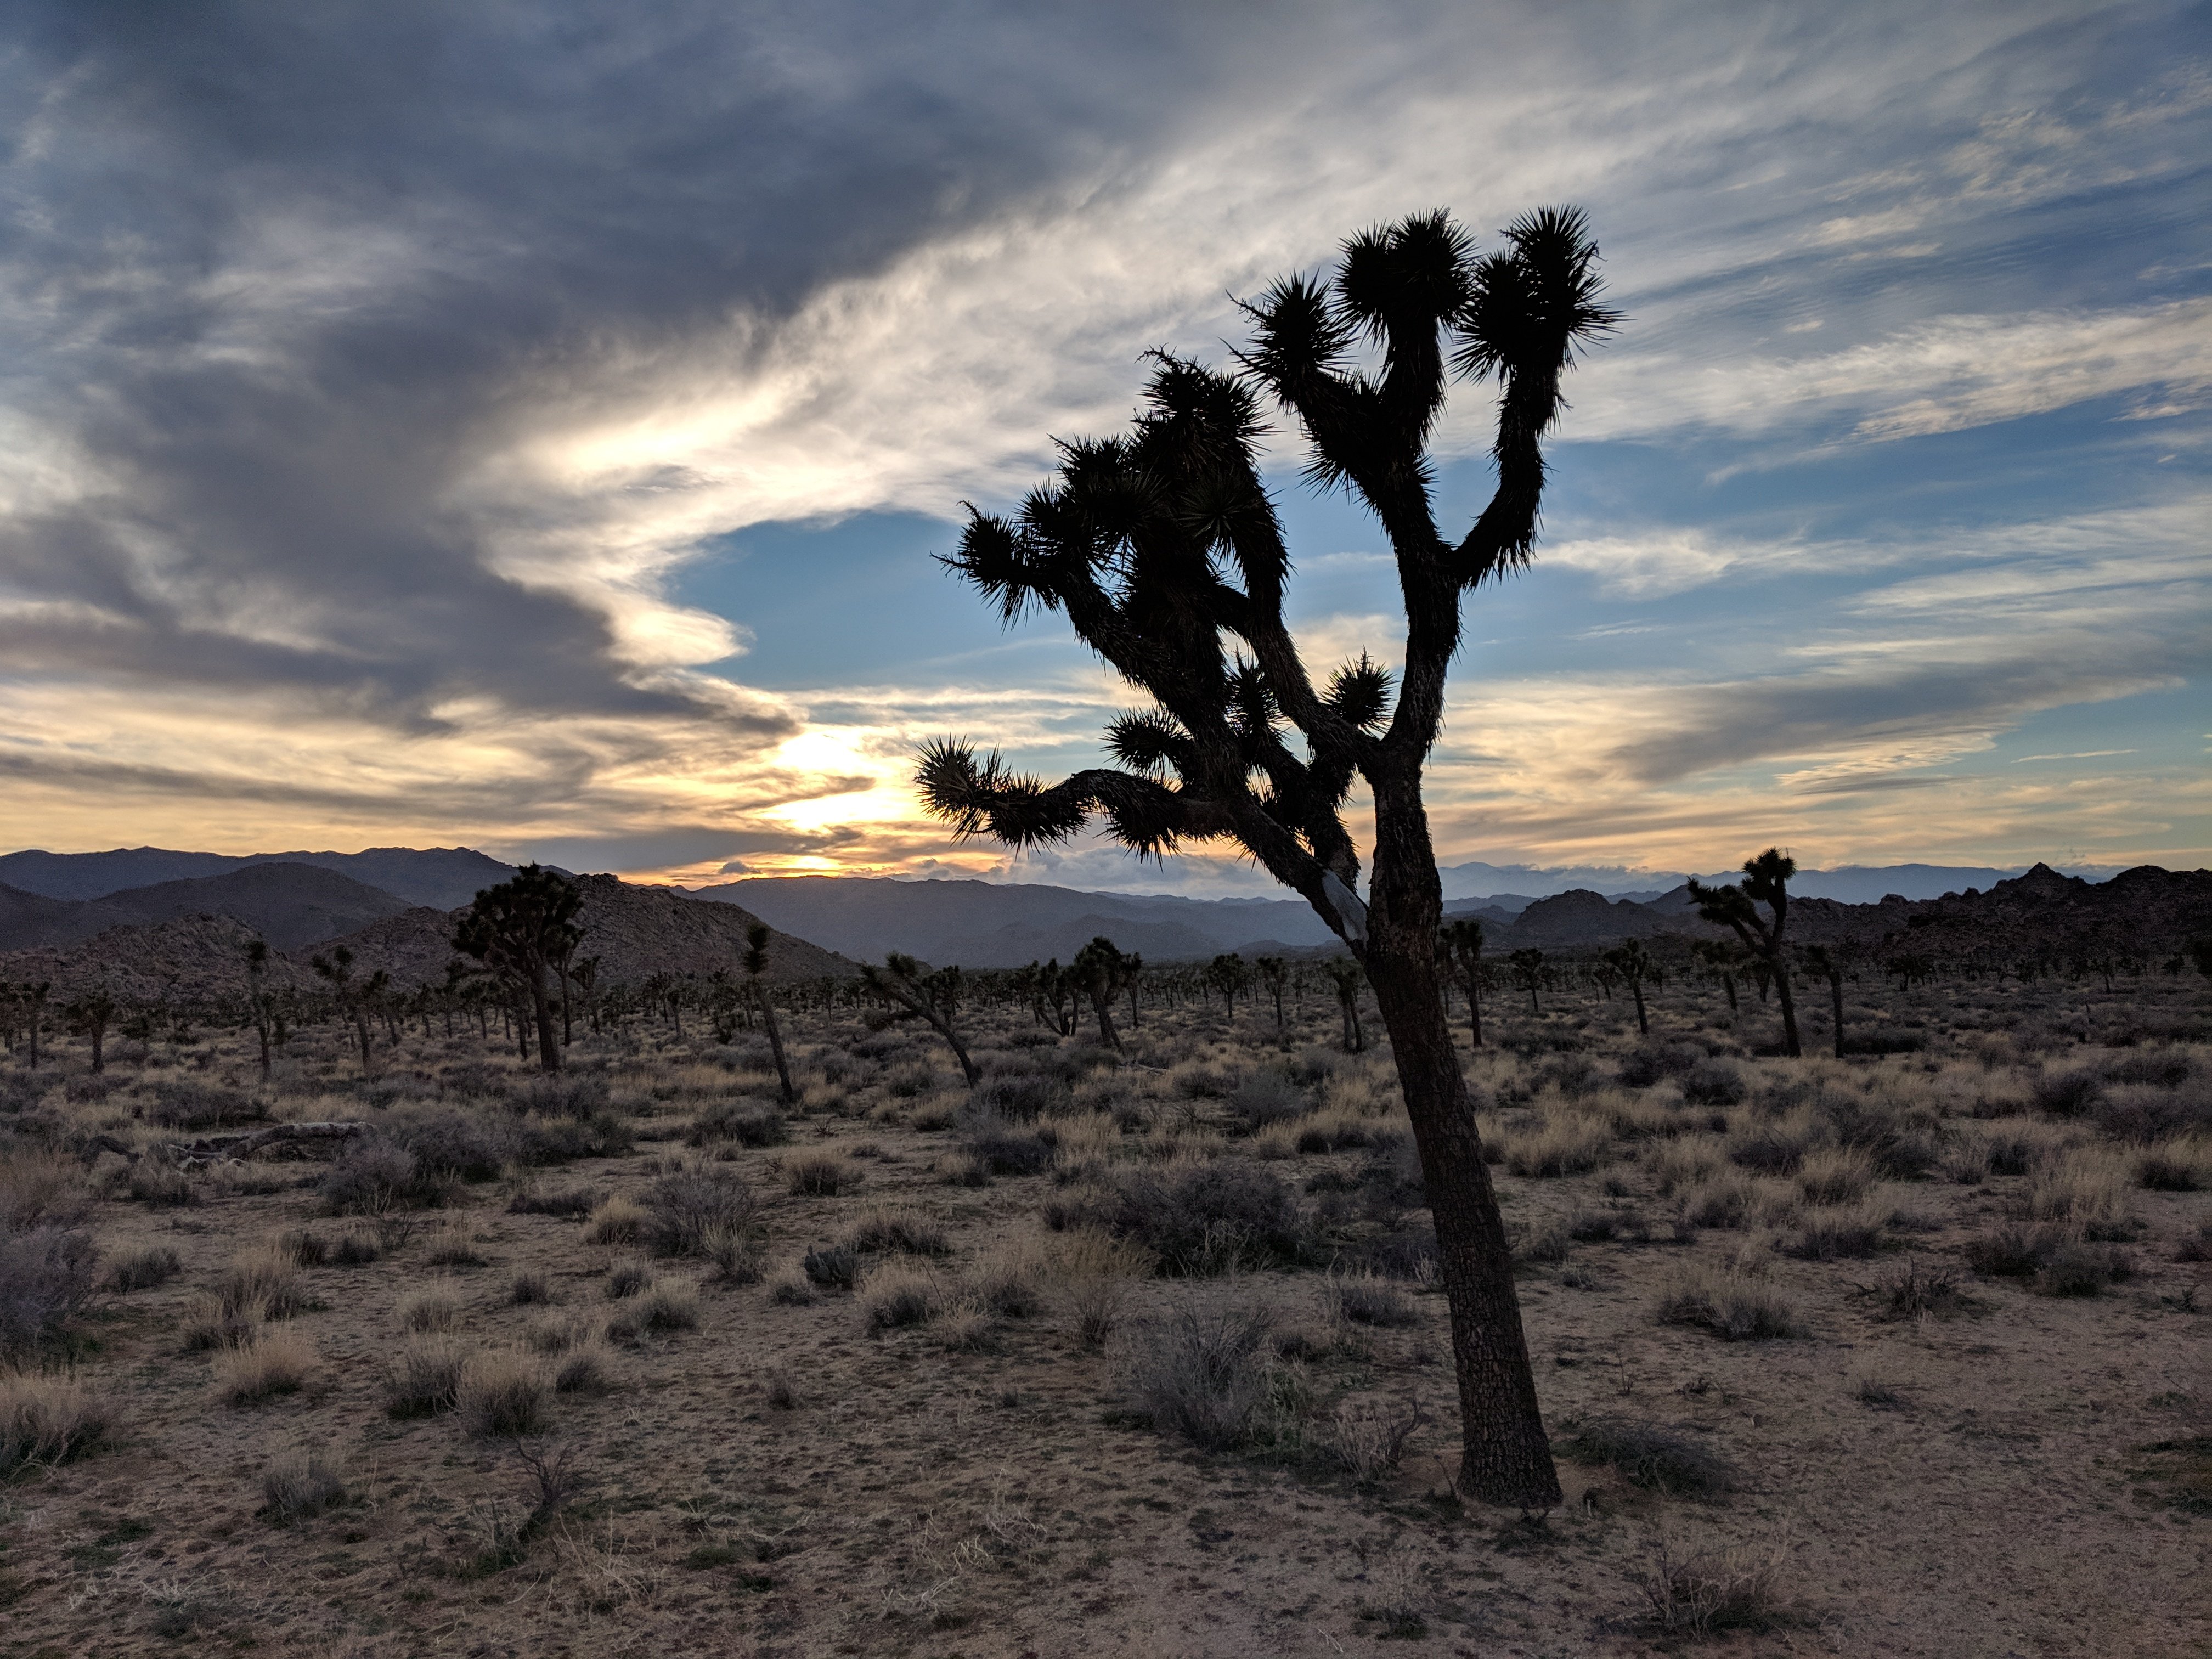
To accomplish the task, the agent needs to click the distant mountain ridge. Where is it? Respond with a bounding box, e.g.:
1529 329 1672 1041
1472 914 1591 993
0 845 516 909
0 864 413 954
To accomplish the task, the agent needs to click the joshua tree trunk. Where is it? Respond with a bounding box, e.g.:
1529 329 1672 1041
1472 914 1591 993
1629 978 1647 1036
1367 783 1559 1507
1770 953 1801 1057
528 966 560 1072
753 984 796 1105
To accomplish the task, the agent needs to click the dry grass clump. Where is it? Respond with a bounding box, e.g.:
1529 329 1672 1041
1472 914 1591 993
459 1348 551 1436
1656 1267 1807 1340
1638 1539 1796 1637
1499 1113 1611 1178
422 1222 489 1268
1 1222 99 1351
687 1100 787 1147
1128 1302 1276 1452
840 1205 951 1256
641 1166 758 1257
970 1256 1043 1319
0 1369 112 1475
399 1285 460 1333
582 1195 646 1245
510 1270 554 1306
2133 1136 2210 1192
1780 1203 1887 1261
509 1182 599 1218
1322 1268 1420 1327
859 1263 942 1333
218 1241 312 1321
108 1244 182 1293
260 1449 347 1524
2023 1147 2136 1234
385 1337 465 1418
636 1278 701 1331
1650 1136 1728 1195
933 1299 995 1352
1679 1172 1795 1231
784 1148 856 1197
552 1341 614 1395
215 1327 317 1406
606 1260 650 1299
1795 1145 1875 1205
1564 1416 1741 1494
768 1269 817 1306
0 1148 93 1231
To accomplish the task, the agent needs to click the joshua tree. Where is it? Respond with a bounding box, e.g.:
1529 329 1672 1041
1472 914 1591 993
309 946 378 1073
1255 955 1289 1030
19 980 48 1069
1689 850 1801 1057
1691 938 1742 1012
64 990 116 1075
245 940 275 1076
863 953 980 1085
1071 935 1139 1049
1324 955 1367 1054
1205 952 1250 1020
1440 918 1485 1049
917 206 1611 1508
1602 939 1655 1037
1801 944 1847 1059
1508 948 1547 1016
742 923 798 1104
454 865 582 1074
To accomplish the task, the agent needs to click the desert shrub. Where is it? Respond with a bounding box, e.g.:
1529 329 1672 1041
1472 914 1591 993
1963 1222 2064 1277
1099 1160 1308 1275
1618 1045 1702 1090
458 1350 550 1436
510 1183 599 1218
0 1370 112 1475
2174 1220 2212 1263
2023 1149 2136 1235
973 1260 1041 1319
582 1195 646 1244
768 1271 817 1306
2031 1068 2106 1118
1341 1221 1438 1283
390 1109 517 1183
146 1079 262 1130
1511 1221 1571 1267
1826 1095 1942 1180
0 1224 98 1353
1322 1269 1418 1327
1562 1415 1740 1494
1656 1268 1805 1340
1981 1127 2045 1178
218 1242 312 1320
840 1206 950 1256
515 1074 610 1118
2106 1049 2195 1087
1225 1070 1309 1133
510 1271 554 1306
400 1286 461 1332
975 1071 1073 1121
1500 1115 1610 1178
121 1159 196 1207
516 1114 632 1164
934 1300 995 1352
860 1264 941 1333
1678 1174 1762 1231
1679 1061 1747 1107
216 1328 316 1405
1638 1542 1793 1637
687 1101 787 1148
329 1227 385 1267
109 1245 182 1293
422 1222 488 1268
1867 1257 1967 1318
1780 1204 1886 1261
260 1449 347 1523
553 1342 613 1395
1728 1113 1821 1176
782 1148 855 1197
1566 1208 1638 1243
1795 1146 1875 1205
606 1260 649 1299
960 1110 1056 1176
1327 1396 1425 1482
1128 1302 1273 1451
803 1244 860 1290
2134 1137 2210 1192
637 1278 701 1331
642 1166 758 1257
384 1339 465 1418
2034 1242 2135 1297
320 1138 440 1215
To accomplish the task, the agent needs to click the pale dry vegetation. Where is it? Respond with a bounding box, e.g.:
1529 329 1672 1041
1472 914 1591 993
0 957 2204 1657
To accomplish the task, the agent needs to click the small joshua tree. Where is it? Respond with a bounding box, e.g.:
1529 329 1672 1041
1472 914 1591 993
1255 955 1289 1030
917 207 1613 1506
1602 938 1656 1037
1205 952 1250 1021
453 865 582 1074
1071 935 1139 1049
63 990 116 1075
1688 850 1801 1058
1324 955 1367 1054
1508 948 1547 1016
1440 918 1485 1049
743 923 797 1104
1801 944 1847 1059
245 940 275 1077
863 953 980 1086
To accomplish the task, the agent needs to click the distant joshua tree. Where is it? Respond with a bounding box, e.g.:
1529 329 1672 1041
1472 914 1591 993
1440 918 1485 1049
1205 952 1250 1021
453 865 582 1074
308 946 385 1073
1801 944 1847 1059
63 990 116 1075
1689 849 1801 1058
864 953 980 1086
1602 938 1656 1037
1254 955 1289 1030
246 940 275 1077
915 207 1612 1507
1071 936 1140 1049
1323 955 1366 1054
1508 948 1547 1015
743 923 797 1105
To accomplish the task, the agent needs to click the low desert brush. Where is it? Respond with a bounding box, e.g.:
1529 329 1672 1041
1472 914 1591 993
582 1195 646 1245
1795 1146 1875 1206
400 1284 461 1333
459 1348 550 1437
1563 1416 1741 1495
637 1278 701 1331
783 1148 855 1197
1656 1267 1807 1341
1499 1114 1611 1178
0 1369 112 1475
1638 1539 1796 1637
108 1245 182 1293
216 1327 317 1406
860 1263 941 1333
385 1337 466 1418
261 1449 347 1523
841 1205 950 1256
218 1242 311 1321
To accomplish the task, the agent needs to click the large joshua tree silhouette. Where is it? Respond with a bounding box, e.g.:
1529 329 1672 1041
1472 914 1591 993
918 207 1614 1507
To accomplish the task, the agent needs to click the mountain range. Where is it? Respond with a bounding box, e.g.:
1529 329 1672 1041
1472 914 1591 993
0 845 516 909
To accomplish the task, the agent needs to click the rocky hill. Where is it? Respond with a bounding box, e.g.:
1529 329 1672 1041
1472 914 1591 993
0 913 314 1003
0 862 412 954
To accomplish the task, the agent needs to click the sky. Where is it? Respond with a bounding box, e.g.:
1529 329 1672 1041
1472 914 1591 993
0 1 2205 898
